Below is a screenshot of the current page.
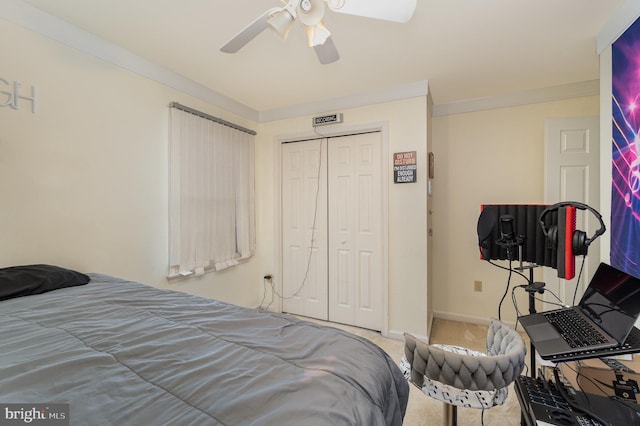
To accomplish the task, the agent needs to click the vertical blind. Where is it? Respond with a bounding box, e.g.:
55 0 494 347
169 104 256 277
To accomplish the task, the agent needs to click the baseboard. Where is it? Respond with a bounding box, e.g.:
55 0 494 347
387 312 434 343
386 329 428 343
433 310 517 329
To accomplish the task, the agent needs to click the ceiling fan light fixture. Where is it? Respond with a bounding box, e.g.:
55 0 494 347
306 22 331 47
267 7 296 40
225 0 415 64
299 0 325 26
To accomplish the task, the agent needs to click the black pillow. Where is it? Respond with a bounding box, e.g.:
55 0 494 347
0 264 90 301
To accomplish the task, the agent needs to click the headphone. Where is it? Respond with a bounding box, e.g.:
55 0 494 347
538 201 606 256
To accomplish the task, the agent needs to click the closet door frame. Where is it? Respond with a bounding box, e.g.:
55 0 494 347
273 122 390 335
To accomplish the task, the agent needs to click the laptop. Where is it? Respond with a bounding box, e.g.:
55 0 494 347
519 262 640 359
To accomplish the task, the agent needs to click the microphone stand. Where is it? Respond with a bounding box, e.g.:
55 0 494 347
499 236 544 377
517 261 544 378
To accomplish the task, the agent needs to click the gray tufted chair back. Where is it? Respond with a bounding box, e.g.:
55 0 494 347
404 318 526 392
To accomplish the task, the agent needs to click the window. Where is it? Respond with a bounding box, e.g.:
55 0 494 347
169 103 256 277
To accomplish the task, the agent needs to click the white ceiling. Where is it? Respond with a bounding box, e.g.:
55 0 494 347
18 0 624 113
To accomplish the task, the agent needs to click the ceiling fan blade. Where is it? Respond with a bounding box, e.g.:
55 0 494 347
220 7 280 53
314 37 340 64
327 0 417 23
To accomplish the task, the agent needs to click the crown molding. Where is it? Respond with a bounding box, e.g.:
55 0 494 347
2 0 259 121
258 80 429 122
432 80 599 117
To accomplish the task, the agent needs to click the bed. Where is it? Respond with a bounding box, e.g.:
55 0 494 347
0 266 409 425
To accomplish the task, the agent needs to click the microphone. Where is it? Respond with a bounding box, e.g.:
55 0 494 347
497 215 522 260
499 215 515 242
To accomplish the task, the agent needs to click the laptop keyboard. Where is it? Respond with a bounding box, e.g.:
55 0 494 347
544 309 608 348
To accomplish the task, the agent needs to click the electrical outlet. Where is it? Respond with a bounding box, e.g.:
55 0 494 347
474 280 482 292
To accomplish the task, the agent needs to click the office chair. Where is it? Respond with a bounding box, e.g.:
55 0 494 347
401 319 526 426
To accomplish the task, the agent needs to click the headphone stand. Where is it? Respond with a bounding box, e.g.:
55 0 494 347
516 262 544 377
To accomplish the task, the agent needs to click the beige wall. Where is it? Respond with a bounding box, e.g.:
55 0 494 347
431 97 600 324
0 20 262 307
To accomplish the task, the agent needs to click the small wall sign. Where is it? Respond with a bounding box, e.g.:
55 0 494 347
393 151 417 183
0 76 37 114
312 113 343 127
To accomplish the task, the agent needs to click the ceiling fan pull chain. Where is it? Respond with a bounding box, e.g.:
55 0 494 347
301 0 313 12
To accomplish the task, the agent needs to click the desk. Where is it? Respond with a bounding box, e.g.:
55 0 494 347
514 356 640 425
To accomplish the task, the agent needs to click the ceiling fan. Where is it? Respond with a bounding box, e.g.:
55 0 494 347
220 0 417 64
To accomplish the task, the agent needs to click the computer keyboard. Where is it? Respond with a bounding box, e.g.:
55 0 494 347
544 309 607 348
516 375 604 425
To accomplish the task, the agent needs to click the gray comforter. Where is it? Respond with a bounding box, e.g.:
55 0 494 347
0 273 408 425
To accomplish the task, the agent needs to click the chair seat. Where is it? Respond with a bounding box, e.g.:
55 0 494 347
400 343 509 410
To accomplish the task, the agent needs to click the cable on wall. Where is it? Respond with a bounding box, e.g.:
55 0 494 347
273 136 324 300
274 125 335 300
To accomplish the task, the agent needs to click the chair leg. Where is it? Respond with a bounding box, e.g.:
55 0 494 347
443 403 457 426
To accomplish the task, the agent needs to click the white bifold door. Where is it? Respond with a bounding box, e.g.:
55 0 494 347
281 131 383 331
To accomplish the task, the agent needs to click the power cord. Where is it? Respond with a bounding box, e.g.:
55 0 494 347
497 258 514 321
258 275 274 311
272 128 327 302
487 258 530 282
572 256 587 306
553 367 611 426
473 393 486 426
564 361 640 416
508 255 586 319
511 285 566 325
488 258 530 321
511 285 527 319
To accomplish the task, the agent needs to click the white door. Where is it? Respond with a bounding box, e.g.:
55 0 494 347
544 117 600 308
281 139 328 320
280 131 384 330
328 132 383 330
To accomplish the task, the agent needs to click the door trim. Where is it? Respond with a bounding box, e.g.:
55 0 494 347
273 122 390 335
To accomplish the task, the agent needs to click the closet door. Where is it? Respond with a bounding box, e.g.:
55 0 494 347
281 139 328 320
328 132 383 330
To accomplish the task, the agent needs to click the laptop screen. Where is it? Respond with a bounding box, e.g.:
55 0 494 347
580 263 640 342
